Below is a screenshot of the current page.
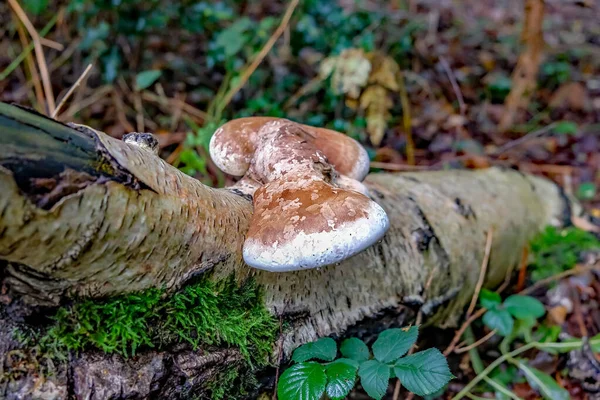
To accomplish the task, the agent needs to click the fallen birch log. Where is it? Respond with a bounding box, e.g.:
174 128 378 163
0 102 575 399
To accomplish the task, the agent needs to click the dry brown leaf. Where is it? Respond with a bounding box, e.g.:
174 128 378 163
319 48 371 99
360 85 392 146
367 51 400 91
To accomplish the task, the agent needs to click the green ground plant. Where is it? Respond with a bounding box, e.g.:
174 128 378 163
529 226 600 281
277 326 453 400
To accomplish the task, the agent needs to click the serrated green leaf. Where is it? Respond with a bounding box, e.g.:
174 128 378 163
292 337 337 363
517 361 569 400
479 289 502 309
277 362 327 400
331 358 360 369
340 337 370 361
504 295 546 320
483 308 514 336
358 360 390 400
394 348 454 396
325 360 358 400
135 70 162 91
372 327 418 363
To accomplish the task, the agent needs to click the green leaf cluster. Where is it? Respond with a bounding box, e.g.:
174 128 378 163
480 290 546 336
277 326 453 400
42 276 277 366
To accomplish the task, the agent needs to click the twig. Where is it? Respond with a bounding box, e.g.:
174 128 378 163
217 0 300 115
499 0 545 131
134 93 145 132
39 37 63 51
141 92 209 122
14 14 44 111
451 342 538 400
444 307 487 356
439 56 466 116
492 122 557 156
61 85 112 119
466 229 494 318
571 284 588 337
515 246 529 292
369 161 430 171
519 262 600 296
397 70 415 165
8 0 56 115
52 63 93 119
454 329 497 354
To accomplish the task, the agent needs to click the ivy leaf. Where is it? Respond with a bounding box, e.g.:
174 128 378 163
372 327 418 363
340 337 370 361
277 362 327 400
358 360 390 400
325 360 358 400
552 121 578 135
483 308 514 336
504 295 546 320
292 337 337 363
135 70 162 91
479 289 502 309
517 361 569 400
394 348 454 396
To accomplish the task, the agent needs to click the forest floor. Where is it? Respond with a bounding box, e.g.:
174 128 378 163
1 0 600 398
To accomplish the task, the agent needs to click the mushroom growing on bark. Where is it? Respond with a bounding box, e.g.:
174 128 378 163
209 117 390 272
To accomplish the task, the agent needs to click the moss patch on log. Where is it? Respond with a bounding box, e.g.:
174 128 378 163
40 275 278 366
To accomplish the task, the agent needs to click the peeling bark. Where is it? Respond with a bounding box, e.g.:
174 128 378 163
0 102 577 399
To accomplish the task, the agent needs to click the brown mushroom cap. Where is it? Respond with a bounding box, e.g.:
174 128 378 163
210 118 389 271
209 117 370 180
243 175 389 271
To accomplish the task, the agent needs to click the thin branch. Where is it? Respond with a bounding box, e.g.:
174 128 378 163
466 229 494 318
369 161 430 171
52 63 93 119
454 329 497 354
492 122 557 156
217 0 300 115
398 70 415 165
519 262 600 296
444 307 487 356
439 56 466 116
8 0 56 115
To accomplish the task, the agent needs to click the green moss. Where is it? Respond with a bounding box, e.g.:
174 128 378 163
41 276 277 366
529 226 600 281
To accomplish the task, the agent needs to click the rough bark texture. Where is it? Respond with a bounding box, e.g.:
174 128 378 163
0 103 575 399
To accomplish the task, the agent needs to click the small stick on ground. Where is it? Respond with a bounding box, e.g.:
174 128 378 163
515 246 530 292
454 329 497 354
444 307 487 356
369 161 430 171
466 229 494 318
52 63 93 119
398 70 415 165
8 0 56 115
519 262 600 296
499 0 545 131
439 56 466 116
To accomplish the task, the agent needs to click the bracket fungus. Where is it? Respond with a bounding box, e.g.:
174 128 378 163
210 117 390 272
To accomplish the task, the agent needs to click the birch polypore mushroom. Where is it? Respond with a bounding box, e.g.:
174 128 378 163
210 118 389 272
